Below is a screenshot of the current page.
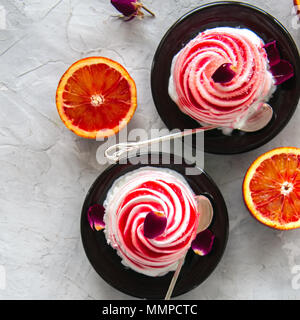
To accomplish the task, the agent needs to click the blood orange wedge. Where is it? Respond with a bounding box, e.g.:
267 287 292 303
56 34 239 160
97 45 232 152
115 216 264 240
56 57 137 139
243 147 300 230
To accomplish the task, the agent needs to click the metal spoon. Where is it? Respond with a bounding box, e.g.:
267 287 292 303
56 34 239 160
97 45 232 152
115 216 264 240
195 195 214 233
164 195 214 300
105 103 273 162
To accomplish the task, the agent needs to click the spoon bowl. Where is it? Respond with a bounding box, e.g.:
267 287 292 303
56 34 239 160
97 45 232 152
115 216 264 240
236 103 273 132
195 195 214 233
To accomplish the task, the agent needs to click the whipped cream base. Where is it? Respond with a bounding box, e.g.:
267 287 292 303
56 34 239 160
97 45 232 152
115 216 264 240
103 167 197 277
168 27 276 135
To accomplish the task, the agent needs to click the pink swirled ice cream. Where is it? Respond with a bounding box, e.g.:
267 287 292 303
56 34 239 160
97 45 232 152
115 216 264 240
168 27 276 130
103 167 200 277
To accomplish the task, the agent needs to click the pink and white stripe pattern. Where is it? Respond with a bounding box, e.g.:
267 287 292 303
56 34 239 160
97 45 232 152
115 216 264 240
104 167 199 277
169 27 275 128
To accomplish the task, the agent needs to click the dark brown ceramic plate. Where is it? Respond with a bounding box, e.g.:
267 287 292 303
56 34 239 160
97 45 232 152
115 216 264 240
81 153 229 299
151 1 300 154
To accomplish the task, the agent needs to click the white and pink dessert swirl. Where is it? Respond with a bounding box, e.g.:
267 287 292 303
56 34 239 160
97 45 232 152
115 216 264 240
168 27 276 130
103 167 199 277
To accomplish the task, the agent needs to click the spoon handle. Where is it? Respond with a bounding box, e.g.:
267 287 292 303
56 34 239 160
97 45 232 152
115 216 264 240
164 195 214 300
105 125 217 161
164 256 185 300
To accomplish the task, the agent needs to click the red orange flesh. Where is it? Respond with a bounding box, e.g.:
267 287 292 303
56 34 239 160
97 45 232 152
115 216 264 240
243 147 300 230
56 57 137 139
295 0 300 16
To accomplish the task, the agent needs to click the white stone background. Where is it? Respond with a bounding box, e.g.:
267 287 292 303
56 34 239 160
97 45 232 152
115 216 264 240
0 0 299 300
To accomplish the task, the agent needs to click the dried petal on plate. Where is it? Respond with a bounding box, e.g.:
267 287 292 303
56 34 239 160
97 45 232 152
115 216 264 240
270 60 294 85
263 40 294 85
143 211 167 239
87 204 105 231
191 229 215 256
263 41 281 67
212 63 236 84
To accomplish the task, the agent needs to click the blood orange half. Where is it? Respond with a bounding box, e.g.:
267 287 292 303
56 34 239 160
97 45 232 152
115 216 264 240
56 57 137 139
243 147 300 230
295 0 300 16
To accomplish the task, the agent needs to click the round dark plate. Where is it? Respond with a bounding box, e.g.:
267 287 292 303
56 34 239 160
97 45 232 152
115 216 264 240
81 153 229 299
151 1 300 154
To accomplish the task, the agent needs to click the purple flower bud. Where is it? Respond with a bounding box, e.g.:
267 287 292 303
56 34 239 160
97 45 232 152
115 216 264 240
111 0 138 17
111 0 155 21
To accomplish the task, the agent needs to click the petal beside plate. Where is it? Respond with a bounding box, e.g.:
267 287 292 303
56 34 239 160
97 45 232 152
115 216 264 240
151 2 300 154
80 153 229 299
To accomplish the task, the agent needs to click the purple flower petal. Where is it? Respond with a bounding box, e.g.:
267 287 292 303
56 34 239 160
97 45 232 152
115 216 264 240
143 211 167 239
263 41 281 67
111 0 137 17
212 63 236 83
191 229 215 256
270 59 294 85
263 41 295 85
87 204 105 231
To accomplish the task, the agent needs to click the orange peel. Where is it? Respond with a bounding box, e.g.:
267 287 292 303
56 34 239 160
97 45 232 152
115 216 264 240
243 147 300 230
56 57 137 139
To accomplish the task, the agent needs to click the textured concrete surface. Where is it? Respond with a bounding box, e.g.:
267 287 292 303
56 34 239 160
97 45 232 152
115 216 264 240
0 0 299 299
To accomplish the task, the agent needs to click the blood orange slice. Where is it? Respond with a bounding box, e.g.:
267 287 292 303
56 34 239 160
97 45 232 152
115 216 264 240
243 147 300 230
56 57 137 139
